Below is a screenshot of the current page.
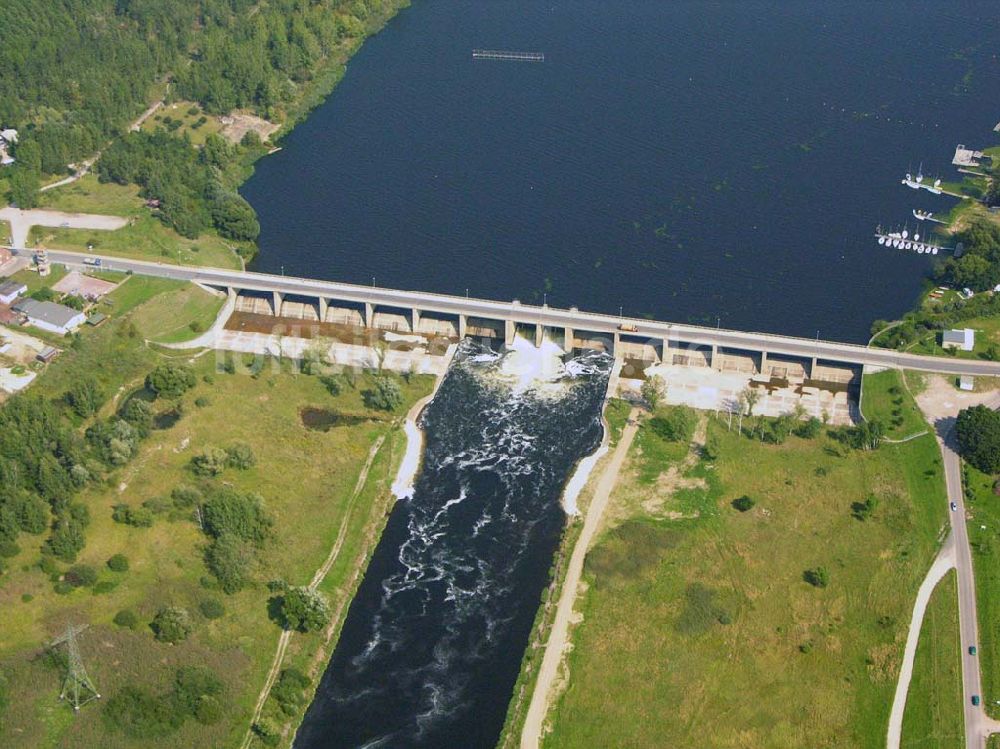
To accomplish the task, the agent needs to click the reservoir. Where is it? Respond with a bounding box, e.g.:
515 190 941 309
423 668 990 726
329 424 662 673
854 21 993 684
242 0 1000 343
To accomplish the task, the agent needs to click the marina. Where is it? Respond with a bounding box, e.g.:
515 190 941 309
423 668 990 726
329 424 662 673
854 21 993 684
913 209 946 224
471 49 544 62
874 226 946 255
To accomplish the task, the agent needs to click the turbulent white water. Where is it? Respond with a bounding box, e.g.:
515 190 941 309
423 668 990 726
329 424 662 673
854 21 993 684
560 443 610 515
295 339 612 749
392 418 425 500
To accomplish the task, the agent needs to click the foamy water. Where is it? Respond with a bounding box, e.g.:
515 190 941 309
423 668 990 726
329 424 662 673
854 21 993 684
391 418 425 499
561 443 609 515
295 339 612 749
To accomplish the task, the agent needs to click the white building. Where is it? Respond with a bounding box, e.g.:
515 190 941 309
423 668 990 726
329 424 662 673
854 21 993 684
0 280 27 305
942 328 975 352
0 129 16 166
12 299 86 335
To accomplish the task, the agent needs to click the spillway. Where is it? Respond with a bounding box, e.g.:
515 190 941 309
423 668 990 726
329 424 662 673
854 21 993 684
294 338 611 749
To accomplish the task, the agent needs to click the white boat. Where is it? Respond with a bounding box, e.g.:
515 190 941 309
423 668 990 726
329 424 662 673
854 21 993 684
878 236 886 245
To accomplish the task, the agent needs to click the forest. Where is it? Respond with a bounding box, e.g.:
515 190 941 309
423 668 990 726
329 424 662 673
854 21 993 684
1 0 405 170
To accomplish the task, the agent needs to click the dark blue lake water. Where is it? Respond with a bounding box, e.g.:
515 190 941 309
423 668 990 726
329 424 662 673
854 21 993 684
243 0 1000 343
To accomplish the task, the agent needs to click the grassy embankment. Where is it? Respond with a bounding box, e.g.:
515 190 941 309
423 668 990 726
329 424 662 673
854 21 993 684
542 390 948 748
129 283 225 344
900 569 964 749
964 462 1000 719
861 369 929 439
0 283 432 748
496 397 632 749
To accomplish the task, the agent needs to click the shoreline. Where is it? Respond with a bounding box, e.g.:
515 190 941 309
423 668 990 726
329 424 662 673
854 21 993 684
278 345 454 748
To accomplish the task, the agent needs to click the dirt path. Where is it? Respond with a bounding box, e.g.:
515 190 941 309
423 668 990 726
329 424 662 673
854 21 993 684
241 433 388 749
886 535 956 749
520 408 641 749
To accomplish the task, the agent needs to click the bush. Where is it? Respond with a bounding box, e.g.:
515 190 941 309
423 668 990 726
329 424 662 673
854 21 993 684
199 598 225 619
22 593 33 603
112 504 154 528
151 606 193 643
174 665 223 723
113 611 138 636
271 668 310 716
104 685 183 737
45 519 85 562
202 488 271 542
640 375 665 410
0 540 20 558
194 396 210 408
794 417 822 439
254 717 282 747
16 495 49 534
120 398 154 437
731 496 756 512
107 553 129 572
205 533 255 593
362 376 402 412
804 567 829 588
852 495 879 521
171 485 203 508
280 586 331 632
65 564 98 587
66 380 104 418
225 442 255 470
93 580 118 594
190 447 228 477
648 407 696 443
146 363 196 399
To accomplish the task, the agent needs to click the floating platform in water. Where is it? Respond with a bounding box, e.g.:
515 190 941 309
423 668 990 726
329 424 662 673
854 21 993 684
472 49 545 62
874 226 948 255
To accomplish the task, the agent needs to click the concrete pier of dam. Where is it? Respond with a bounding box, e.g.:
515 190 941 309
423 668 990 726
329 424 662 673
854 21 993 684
33 249 1000 423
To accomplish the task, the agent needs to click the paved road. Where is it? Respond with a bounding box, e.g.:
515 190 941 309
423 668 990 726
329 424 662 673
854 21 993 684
935 400 1000 749
887 534 956 749
28 248 1000 379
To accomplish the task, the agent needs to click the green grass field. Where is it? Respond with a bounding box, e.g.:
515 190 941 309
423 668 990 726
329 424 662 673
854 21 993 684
900 570 964 749
543 406 948 748
129 283 224 343
0 282 433 748
29 214 244 271
862 369 930 439
905 317 1000 362
36 174 141 217
964 463 1000 718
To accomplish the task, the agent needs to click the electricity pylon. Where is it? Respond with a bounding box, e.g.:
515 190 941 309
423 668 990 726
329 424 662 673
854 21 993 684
49 624 100 711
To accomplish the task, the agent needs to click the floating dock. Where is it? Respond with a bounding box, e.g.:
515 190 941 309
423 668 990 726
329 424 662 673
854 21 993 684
472 49 544 62
874 227 948 255
952 144 984 168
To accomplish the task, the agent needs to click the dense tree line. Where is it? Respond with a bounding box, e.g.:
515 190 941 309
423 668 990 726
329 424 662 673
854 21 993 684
98 130 259 241
934 219 1000 293
2 0 405 175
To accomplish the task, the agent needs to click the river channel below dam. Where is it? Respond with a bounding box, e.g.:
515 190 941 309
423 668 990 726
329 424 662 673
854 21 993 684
293 339 612 748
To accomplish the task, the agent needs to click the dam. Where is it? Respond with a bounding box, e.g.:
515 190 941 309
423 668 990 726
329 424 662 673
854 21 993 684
37 248 1000 425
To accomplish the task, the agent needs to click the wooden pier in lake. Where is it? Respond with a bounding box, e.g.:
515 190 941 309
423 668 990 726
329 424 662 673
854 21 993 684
472 49 544 62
